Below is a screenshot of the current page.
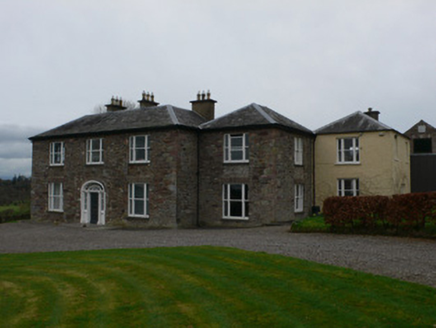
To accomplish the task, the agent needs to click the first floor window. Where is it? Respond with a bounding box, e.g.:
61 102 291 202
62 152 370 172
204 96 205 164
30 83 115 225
294 184 304 212
86 138 103 164
224 133 249 163
294 137 303 165
337 137 359 163
129 135 150 163
223 184 249 219
338 179 359 196
48 182 63 212
128 183 149 217
50 142 65 166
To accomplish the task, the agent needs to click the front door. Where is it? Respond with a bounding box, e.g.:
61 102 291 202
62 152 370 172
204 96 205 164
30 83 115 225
90 192 99 224
81 181 106 225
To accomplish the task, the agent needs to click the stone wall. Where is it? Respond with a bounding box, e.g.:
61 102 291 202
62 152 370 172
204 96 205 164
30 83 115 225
198 127 314 227
31 128 198 228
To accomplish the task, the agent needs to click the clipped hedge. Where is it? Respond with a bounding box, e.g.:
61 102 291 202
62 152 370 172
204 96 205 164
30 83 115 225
0 203 31 223
323 192 436 231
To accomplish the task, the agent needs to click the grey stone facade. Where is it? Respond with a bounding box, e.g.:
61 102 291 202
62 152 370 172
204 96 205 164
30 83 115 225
198 128 313 227
30 97 314 228
31 128 199 228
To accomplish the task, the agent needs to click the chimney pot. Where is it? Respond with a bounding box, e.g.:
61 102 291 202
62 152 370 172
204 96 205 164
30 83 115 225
138 90 159 108
190 90 217 121
106 95 127 112
364 107 380 121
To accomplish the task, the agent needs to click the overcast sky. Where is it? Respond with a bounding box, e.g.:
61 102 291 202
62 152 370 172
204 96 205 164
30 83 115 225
1 0 435 179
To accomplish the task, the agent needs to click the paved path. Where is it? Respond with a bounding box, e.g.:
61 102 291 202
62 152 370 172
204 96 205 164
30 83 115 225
1 221 435 288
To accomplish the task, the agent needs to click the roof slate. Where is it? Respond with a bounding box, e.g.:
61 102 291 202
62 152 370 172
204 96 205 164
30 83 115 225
30 102 314 140
30 105 206 139
315 111 394 135
200 103 313 134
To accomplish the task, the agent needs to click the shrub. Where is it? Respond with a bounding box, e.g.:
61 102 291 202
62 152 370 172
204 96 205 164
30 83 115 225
323 192 436 234
387 192 436 229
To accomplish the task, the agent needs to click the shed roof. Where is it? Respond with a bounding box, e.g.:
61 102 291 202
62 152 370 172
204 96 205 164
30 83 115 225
315 111 394 135
30 105 206 140
200 103 313 135
404 119 436 135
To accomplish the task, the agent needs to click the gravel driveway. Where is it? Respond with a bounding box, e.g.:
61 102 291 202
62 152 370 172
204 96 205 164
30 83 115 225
1 221 435 289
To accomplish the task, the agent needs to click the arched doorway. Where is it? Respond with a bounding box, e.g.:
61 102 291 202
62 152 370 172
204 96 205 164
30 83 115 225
81 181 106 225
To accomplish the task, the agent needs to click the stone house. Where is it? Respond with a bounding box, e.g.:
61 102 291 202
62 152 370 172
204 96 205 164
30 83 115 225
198 103 314 227
314 108 410 209
30 92 314 227
404 120 436 192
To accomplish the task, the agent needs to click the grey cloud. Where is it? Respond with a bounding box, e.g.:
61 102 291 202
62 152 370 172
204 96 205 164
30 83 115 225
0 142 32 159
0 125 44 143
0 158 31 179
0 124 42 178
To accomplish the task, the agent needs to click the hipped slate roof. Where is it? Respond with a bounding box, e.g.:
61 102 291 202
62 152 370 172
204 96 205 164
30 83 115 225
200 103 313 135
30 105 206 140
315 111 394 135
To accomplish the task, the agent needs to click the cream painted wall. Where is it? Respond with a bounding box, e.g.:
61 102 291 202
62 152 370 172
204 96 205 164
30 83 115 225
315 131 410 208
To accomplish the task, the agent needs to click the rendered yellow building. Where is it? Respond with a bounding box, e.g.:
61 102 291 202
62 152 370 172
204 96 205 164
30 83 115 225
314 108 410 209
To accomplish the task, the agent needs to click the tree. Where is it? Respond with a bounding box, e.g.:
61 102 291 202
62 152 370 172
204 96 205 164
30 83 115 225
92 99 138 114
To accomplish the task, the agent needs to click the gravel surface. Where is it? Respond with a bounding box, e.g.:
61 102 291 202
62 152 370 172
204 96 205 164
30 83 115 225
1 221 435 289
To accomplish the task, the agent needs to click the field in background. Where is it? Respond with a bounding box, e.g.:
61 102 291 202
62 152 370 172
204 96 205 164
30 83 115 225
1 246 435 327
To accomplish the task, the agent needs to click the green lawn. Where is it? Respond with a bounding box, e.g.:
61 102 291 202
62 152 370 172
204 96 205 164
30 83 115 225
1 247 435 327
0 204 21 213
0 202 30 222
291 215 436 238
291 215 330 233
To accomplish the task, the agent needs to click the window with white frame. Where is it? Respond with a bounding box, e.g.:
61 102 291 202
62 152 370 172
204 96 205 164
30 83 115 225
128 183 149 217
294 137 303 165
294 184 304 212
338 179 359 196
337 138 359 163
223 184 249 219
48 182 63 212
129 135 150 163
86 138 103 164
50 142 65 166
224 133 249 163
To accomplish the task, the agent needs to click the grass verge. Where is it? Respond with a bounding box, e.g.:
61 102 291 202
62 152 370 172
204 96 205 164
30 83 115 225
0 202 30 223
291 215 436 238
1 246 435 327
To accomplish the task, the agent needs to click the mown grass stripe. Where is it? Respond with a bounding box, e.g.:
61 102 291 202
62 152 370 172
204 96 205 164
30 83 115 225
104 254 235 327
152 246 436 327
1 246 436 328
153 247 369 327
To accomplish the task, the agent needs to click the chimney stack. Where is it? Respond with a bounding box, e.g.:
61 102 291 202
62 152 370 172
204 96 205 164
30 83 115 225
364 107 380 121
190 90 216 121
138 91 159 108
105 96 127 112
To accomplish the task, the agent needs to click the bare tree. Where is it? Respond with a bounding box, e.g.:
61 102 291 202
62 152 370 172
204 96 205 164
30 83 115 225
93 104 106 114
92 99 138 114
123 100 138 110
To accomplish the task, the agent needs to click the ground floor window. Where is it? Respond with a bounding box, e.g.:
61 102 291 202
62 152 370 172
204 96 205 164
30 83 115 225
294 184 304 212
223 184 249 220
128 183 149 217
338 179 359 196
48 182 63 212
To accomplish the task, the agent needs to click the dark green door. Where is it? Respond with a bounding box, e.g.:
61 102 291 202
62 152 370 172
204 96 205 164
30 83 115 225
90 193 99 224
